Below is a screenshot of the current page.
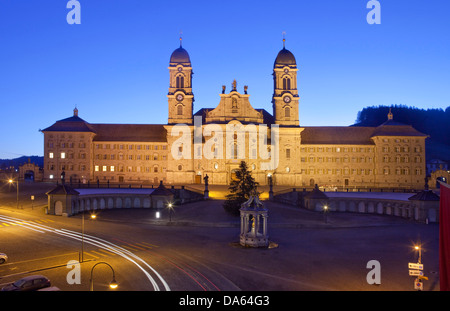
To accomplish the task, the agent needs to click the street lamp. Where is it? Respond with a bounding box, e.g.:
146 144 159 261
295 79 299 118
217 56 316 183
414 245 422 264
8 179 19 209
323 204 329 223
89 261 118 291
167 202 174 222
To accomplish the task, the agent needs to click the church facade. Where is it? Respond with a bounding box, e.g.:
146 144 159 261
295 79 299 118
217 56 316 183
42 42 427 189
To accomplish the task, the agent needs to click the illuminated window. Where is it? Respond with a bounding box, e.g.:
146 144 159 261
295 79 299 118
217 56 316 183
103 166 107 172
49 175 54 179
61 152 65 159
49 152 54 159
111 166 115 172
95 166 99 172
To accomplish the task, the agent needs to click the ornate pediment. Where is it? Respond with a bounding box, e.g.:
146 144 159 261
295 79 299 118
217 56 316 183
205 82 264 124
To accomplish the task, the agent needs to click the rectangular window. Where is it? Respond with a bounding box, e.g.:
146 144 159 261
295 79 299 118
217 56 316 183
61 152 66 159
286 149 291 159
111 166 115 172
49 152 54 159
95 165 99 172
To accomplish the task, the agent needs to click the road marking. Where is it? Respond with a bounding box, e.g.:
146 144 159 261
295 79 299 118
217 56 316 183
90 250 108 258
121 244 143 252
97 248 116 256
139 241 159 248
83 252 100 259
134 242 154 249
0 215 170 291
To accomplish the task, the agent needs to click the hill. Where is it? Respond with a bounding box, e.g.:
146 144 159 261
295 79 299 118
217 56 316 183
354 105 450 161
0 156 43 170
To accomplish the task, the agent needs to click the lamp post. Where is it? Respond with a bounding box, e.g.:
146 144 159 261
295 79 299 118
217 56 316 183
323 204 329 223
415 245 422 264
8 179 19 209
167 202 174 222
89 261 118 291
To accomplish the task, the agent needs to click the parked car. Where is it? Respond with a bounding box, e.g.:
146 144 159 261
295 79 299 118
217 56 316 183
0 253 7 264
1 275 51 291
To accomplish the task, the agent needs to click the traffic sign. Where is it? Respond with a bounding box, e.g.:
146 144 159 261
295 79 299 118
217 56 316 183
408 263 423 270
409 270 424 276
414 279 423 290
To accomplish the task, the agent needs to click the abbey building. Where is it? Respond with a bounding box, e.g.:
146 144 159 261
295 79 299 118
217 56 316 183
42 42 427 189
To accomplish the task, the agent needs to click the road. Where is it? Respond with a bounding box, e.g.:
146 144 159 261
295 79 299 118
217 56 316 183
0 181 441 292
0 211 241 291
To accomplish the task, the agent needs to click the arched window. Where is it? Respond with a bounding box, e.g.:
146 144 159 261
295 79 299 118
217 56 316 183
285 107 290 118
176 75 184 88
283 77 291 90
177 105 183 115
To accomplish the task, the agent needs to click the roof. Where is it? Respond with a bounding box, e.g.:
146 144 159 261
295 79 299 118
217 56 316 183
91 124 167 142
274 48 296 68
170 47 191 64
75 188 155 196
46 184 80 196
371 122 428 137
41 115 96 133
301 126 376 145
305 185 329 199
408 190 440 201
151 181 174 196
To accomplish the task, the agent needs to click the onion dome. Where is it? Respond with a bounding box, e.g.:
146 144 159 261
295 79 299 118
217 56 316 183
170 37 191 64
274 48 296 68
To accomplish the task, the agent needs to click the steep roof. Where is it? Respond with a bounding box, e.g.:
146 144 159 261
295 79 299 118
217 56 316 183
408 190 440 201
151 181 174 196
46 184 80 196
41 115 96 133
371 121 428 137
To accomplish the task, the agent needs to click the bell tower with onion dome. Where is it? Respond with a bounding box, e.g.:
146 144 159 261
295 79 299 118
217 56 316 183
168 37 194 125
272 36 299 126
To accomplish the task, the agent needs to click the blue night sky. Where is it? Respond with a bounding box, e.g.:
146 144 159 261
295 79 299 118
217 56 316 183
0 0 449 159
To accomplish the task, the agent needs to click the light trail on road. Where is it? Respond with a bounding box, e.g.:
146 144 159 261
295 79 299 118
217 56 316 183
0 214 170 291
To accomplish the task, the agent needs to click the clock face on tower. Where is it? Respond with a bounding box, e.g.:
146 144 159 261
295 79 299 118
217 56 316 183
283 96 291 103
176 94 184 101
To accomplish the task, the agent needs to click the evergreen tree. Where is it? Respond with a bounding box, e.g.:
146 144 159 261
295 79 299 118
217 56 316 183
223 161 259 216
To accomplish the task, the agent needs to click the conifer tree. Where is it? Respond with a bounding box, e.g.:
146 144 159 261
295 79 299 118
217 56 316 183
223 161 259 216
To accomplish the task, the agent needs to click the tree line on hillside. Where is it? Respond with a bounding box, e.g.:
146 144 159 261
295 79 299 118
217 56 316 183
354 105 450 147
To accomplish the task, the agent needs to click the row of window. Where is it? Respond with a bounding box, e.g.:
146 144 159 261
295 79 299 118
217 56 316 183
301 168 422 175
47 142 87 148
95 144 167 150
94 165 165 173
95 154 166 161
47 143 169 150
48 152 167 160
300 156 374 163
300 146 423 153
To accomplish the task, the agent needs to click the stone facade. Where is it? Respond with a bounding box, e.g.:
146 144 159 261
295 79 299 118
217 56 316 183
41 42 427 189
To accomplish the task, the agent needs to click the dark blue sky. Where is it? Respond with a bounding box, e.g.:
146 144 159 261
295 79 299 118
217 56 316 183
0 0 449 159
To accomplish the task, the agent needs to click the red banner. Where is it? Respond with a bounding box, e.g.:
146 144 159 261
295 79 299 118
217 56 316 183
440 182 450 291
